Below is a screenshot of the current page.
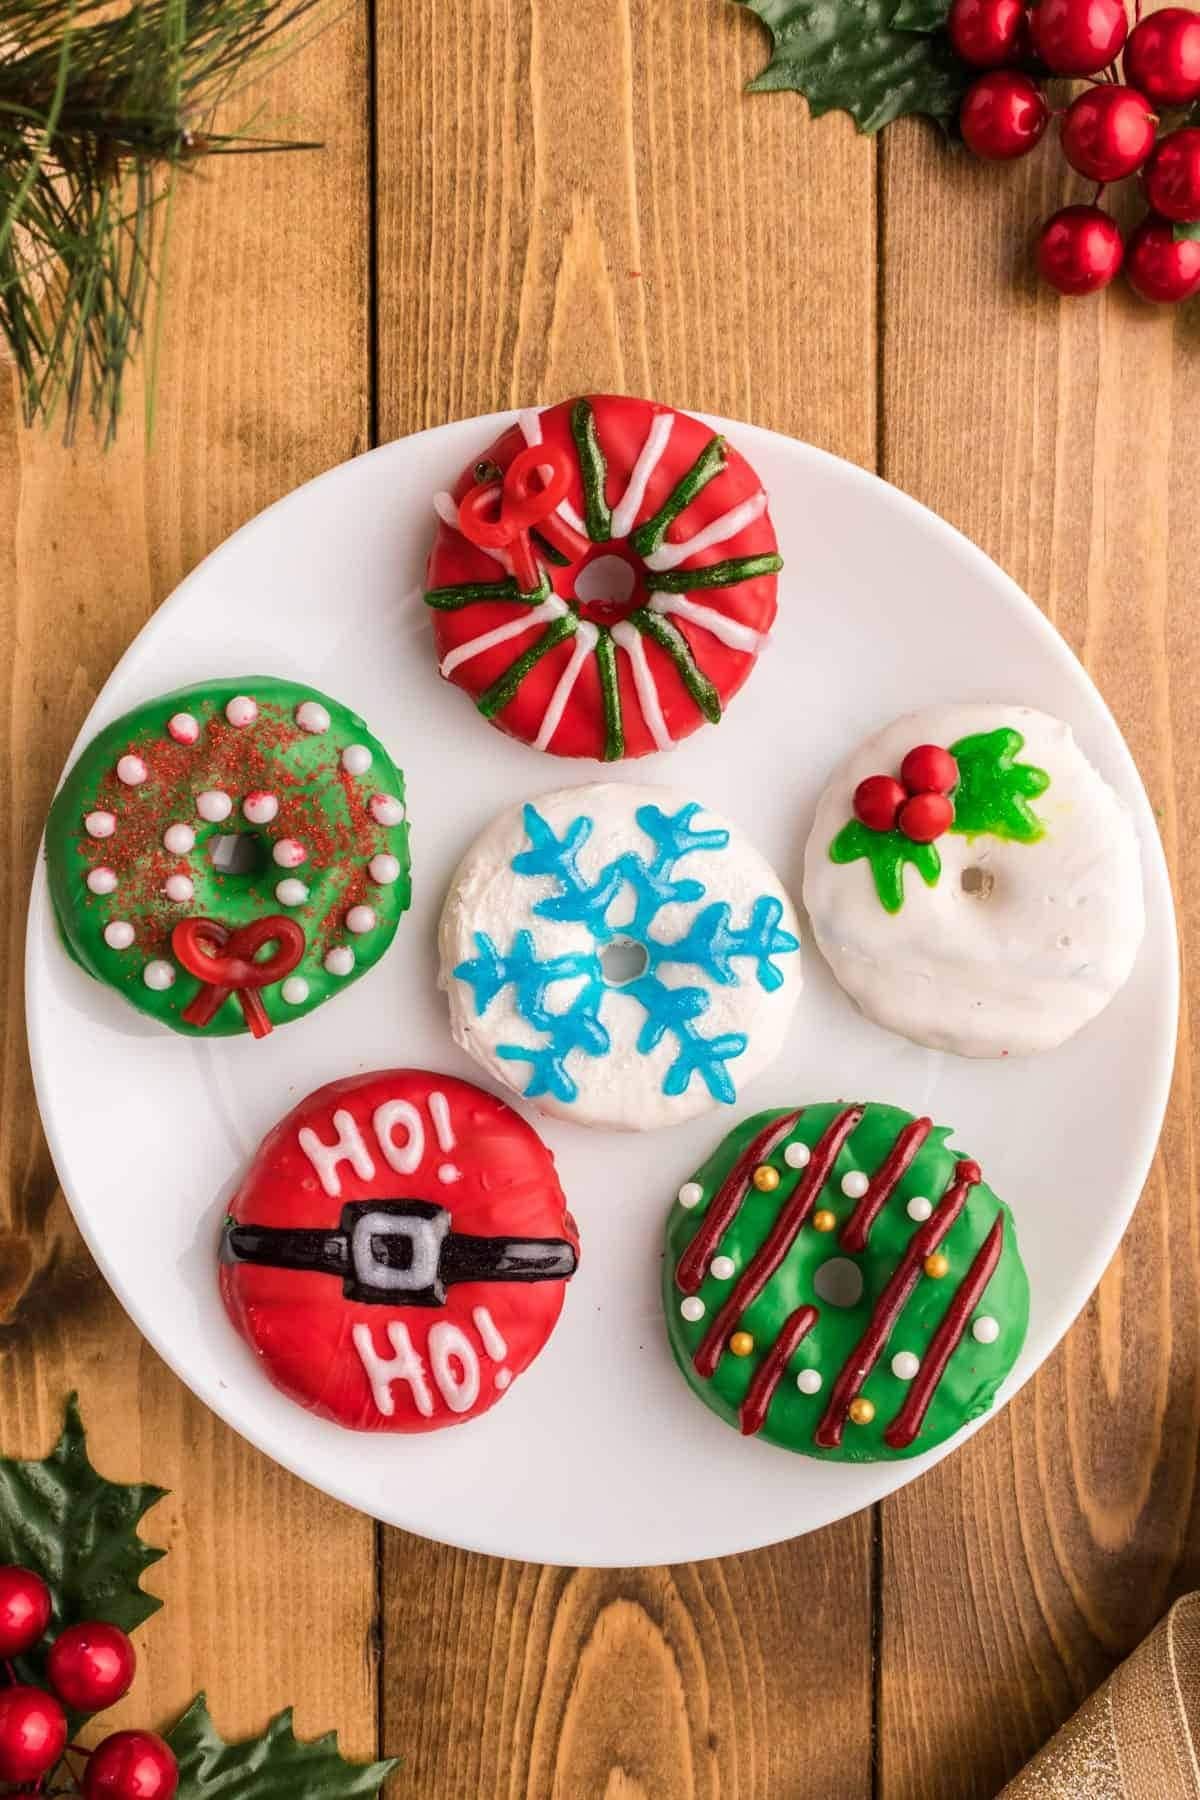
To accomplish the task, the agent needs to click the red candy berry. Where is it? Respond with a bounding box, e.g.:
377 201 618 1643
1060 86 1157 182
0 1565 52 1658
1124 8 1200 106
853 775 907 833
1125 215 1200 302
0 1685 67 1783
898 793 955 843
83 1730 179 1800
48 1620 137 1713
1037 206 1125 295
1144 128 1200 223
1030 0 1127 73
961 72 1049 161
899 743 958 795
948 0 1028 65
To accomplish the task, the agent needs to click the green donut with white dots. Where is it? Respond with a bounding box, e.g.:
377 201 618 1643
46 676 412 1036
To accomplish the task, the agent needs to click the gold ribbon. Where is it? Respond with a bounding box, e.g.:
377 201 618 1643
1001 1594 1200 1799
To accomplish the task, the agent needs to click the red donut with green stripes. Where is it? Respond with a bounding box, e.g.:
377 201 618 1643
424 396 782 760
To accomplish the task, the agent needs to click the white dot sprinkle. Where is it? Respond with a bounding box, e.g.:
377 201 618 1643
166 712 199 745
143 959 175 991
242 791 279 825
85 810 116 839
796 1368 822 1395
87 868 117 895
295 701 330 734
163 823 195 854
891 1351 921 1381
272 838 307 868
324 946 355 977
341 744 373 775
116 754 147 786
275 878 309 907
785 1142 811 1169
345 904 376 934
907 1197 933 1223
369 853 401 885
678 1181 703 1210
103 921 134 950
710 1255 736 1281
225 695 257 728
164 874 194 903
972 1315 1000 1344
680 1296 705 1323
370 793 405 826
494 1368 513 1390
281 976 310 1006
841 1170 870 1199
196 790 232 823
437 1163 463 1184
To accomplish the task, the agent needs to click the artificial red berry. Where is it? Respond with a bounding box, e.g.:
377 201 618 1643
960 72 1049 161
1125 214 1200 301
0 1565 52 1657
83 1730 179 1800
853 774 907 833
1036 206 1124 294
1124 8 1200 105
0 1684 67 1783
1060 86 1157 182
1030 0 1127 72
899 743 958 795
948 0 1029 65
48 1620 137 1713
897 793 954 843
1144 128 1200 223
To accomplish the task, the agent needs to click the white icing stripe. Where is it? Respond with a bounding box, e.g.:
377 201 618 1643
428 1322 480 1412
610 411 674 539
644 491 768 572
352 1322 434 1418
472 1305 508 1363
611 621 673 752
428 1090 456 1152
433 491 513 574
533 620 598 751
517 408 588 537
298 1111 376 1198
648 591 767 656
439 597 568 677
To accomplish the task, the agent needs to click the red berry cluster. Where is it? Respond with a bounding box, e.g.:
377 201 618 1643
853 744 959 842
0 1566 178 1798
950 0 1200 302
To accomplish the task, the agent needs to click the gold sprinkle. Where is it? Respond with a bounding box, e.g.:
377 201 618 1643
848 1397 876 1426
729 1331 755 1357
752 1165 780 1192
812 1208 837 1233
924 1252 950 1280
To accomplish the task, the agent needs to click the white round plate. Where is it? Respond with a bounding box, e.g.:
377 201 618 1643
27 412 1177 1567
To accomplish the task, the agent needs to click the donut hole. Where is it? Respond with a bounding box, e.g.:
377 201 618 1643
572 550 643 624
960 865 995 900
813 1257 864 1310
601 937 650 987
208 832 268 878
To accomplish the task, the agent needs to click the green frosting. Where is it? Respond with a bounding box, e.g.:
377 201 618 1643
45 676 411 1036
663 1101 1029 1461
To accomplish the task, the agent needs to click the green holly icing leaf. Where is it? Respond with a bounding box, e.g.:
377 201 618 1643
1174 221 1200 242
948 728 1049 842
829 819 941 912
168 1695 399 1800
890 0 950 30
0 1394 166 1690
739 0 970 133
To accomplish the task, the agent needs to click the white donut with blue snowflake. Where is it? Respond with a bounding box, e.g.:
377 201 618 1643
439 784 803 1130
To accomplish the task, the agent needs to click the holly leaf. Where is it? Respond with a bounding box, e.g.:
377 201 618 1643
949 728 1049 841
1174 221 1200 241
0 1394 166 1688
739 0 971 132
167 1695 399 1800
829 818 941 911
890 0 951 31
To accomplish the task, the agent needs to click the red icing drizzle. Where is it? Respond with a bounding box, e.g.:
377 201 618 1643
839 1116 933 1254
675 1109 802 1295
814 1159 982 1449
739 1305 819 1437
884 1214 1004 1450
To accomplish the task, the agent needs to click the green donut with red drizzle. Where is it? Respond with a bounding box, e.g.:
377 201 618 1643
45 676 411 1036
425 396 782 760
663 1101 1028 1460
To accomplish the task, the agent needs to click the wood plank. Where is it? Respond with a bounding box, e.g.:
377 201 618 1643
1 17 379 1757
375 2 877 1793
877 122 1199 1799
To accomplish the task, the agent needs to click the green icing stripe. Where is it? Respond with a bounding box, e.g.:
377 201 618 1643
570 399 612 541
594 627 624 762
476 613 578 719
646 552 783 594
425 574 549 609
630 607 721 725
531 527 571 567
631 435 727 558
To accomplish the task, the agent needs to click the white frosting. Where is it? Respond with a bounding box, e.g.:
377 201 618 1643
796 1368 822 1395
533 620 598 752
440 597 568 679
439 783 803 1131
87 867 117 895
907 1196 933 1223
369 853 400 884
352 1322 433 1417
972 1315 1000 1344
803 704 1146 1057
163 823 195 854
841 1170 869 1199
295 701 330 734
648 591 766 656
116 754 147 786
373 1100 424 1173
517 408 589 537
242 791 278 824
225 695 257 728
644 491 768 573
275 878 308 907
143 959 175 990
196 790 232 823
610 411 674 539
891 1351 921 1380
472 1305 507 1363
680 1296 705 1322
324 946 354 976
85 810 115 839
428 1090 456 1151
345 905 376 934
678 1181 703 1209
298 1108 375 1196
164 874 194 903
341 744 373 775
427 1323 480 1413
281 976 309 1005
610 622 673 752
370 794 404 826
167 712 199 744
272 838 307 868
785 1142 811 1169
103 921 134 950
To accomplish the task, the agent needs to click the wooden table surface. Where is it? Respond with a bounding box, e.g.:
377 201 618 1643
2 3 1196 1795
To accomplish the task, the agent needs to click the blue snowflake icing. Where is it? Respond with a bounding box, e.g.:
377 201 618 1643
453 801 800 1106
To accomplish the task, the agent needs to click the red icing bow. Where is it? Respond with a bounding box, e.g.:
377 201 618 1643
172 915 306 1039
853 743 959 844
456 443 589 591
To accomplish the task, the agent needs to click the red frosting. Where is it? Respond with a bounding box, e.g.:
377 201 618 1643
220 1070 579 1433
